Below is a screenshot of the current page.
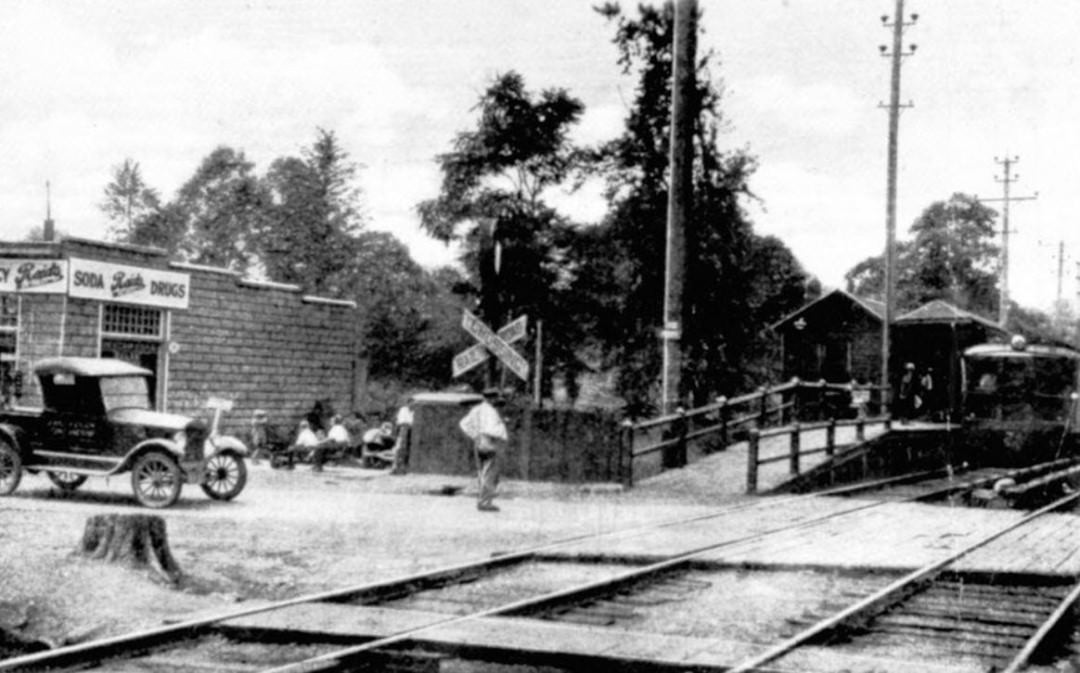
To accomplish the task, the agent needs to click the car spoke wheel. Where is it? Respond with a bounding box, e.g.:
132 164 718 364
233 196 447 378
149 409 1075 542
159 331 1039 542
0 440 21 495
200 452 247 501
131 451 182 509
48 471 88 492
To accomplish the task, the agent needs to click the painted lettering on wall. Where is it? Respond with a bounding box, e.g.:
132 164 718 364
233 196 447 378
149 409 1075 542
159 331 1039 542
15 262 64 290
110 271 146 298
67 258 190 309
73 270 104 289
150 280 186 299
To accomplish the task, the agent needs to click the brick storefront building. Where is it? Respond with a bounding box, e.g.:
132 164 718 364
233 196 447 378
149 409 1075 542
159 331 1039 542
0 237 359 439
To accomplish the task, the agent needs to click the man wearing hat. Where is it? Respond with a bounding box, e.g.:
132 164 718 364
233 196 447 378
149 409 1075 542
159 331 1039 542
897 362 917 423
459 388 508 512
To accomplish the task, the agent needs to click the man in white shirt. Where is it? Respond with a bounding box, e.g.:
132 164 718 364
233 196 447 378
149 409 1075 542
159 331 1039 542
390 399 414 475
288 419 321 471
459 388 508 512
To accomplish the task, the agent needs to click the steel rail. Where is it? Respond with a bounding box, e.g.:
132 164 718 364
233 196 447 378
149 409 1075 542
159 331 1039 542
724 489 1080 673
0 462 1037 672
1000 578 1080 673
260 478 990 673
0 469 934 672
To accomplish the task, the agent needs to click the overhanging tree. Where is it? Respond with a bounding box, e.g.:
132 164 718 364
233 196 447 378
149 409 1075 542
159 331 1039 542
590 3 814 410
418 71 591 392
845 192 999 316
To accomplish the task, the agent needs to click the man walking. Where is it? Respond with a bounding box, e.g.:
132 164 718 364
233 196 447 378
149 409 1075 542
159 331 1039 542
459 388 508 512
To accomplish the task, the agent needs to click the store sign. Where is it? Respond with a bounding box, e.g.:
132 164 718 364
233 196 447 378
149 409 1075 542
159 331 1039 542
0 259 68 294
68 258 190 309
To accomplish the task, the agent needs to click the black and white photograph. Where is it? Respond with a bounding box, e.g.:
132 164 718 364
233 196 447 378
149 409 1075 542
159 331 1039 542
2 1 1080 671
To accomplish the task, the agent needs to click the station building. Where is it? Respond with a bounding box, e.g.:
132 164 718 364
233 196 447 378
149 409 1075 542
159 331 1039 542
0 236 360 438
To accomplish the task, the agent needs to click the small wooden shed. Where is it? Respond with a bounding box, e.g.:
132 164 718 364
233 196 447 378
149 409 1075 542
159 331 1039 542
770 289 884 385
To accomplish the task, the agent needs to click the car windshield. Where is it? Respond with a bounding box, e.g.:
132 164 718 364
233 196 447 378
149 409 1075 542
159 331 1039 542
100 375 152 412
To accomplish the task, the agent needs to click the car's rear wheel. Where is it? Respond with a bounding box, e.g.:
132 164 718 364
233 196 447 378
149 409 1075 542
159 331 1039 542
200 452 247 501
131 450 182 508
48 471 88 492
0 440 21 495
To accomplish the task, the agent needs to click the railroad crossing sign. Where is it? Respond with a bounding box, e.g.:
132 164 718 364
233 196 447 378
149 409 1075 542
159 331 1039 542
453 311 529 380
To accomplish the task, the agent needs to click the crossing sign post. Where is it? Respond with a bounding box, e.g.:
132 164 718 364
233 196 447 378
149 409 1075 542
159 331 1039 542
453 311 529 381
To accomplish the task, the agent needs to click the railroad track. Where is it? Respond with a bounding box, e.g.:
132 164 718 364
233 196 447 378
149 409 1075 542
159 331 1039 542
1 462 1074 672
725 489 1080 673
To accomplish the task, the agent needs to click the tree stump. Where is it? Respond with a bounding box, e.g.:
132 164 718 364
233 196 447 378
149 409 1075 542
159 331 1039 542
80 514 181 584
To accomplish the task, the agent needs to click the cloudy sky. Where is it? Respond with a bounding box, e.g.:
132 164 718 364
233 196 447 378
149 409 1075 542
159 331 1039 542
1 0 1076 311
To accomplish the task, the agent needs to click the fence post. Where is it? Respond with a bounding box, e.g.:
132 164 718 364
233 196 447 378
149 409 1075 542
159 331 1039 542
856 416 865 442
826 418 836 457
676 406 688 467
717 396 728 448
758 387 768 428
790 377 801 424
884 415 893 432
747 429 760 494
620 419 634 489
789 422 801 475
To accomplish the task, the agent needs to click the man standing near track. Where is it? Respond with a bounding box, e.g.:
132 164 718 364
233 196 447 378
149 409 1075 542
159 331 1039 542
459 388 508 512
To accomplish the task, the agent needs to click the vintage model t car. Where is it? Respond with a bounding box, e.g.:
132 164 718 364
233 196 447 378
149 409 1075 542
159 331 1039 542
0 357 248 508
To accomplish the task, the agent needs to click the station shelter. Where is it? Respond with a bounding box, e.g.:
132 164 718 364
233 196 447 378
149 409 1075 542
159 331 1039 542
892 300 1007 420
769 289 885 385
0 237 360 440
771 290 1005 419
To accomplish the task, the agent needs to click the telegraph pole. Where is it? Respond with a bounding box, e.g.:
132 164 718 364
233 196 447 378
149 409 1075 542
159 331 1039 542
979 156 1037 326
661 0 696 413
879 1 917 406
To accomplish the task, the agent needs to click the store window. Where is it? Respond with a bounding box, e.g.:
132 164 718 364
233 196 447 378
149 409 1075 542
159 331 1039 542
100 304 164 407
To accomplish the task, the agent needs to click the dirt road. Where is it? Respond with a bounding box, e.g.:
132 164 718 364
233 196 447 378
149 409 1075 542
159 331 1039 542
0 462 719 651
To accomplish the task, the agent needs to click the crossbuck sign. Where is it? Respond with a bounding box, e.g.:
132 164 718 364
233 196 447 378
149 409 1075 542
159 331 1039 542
453 310 529 381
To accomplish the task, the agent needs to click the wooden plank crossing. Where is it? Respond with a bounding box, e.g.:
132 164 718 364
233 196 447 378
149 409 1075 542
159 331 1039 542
548 498 1080 577
221 603 984 673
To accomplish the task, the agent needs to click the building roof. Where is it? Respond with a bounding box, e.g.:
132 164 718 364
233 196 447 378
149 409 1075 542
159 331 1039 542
768 288 884 332
895 300 1005 332
34 357 152 378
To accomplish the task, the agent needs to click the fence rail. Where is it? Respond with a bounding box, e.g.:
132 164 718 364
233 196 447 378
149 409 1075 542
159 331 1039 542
619 379 891 489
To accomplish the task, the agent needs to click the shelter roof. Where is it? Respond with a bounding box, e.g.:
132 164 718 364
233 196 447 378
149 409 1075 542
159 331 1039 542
894 300 1005 333
768 288 884 332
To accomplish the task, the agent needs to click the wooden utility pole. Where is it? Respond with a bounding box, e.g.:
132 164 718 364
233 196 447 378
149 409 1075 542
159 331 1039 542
661 0 696 413
879 1 916 406
979 156 1037 326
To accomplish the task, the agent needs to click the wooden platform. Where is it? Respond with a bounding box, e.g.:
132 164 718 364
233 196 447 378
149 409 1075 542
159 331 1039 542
547 496 1080 577
221 603 986 673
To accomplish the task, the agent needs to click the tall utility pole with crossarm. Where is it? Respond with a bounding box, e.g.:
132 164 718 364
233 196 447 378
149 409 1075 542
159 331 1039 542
879 0 917 408
979 156 1037 327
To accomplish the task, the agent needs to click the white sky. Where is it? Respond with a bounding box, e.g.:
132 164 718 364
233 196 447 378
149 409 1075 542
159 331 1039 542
1 0 1077 312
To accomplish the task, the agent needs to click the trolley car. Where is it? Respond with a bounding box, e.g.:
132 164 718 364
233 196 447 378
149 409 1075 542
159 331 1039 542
960 336 1080 465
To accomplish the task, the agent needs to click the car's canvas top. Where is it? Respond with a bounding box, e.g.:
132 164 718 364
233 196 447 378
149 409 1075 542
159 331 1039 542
33 357 152 378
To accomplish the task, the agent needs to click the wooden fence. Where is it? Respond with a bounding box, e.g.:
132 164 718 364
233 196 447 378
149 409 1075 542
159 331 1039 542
619 379 890 488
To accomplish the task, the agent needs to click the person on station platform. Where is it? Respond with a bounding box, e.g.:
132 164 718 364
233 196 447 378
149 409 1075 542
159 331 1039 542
459 388 508 512
897 362 917 423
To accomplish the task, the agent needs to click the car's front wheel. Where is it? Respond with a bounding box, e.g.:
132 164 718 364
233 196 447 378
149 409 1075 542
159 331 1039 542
0 440 21 495
48 471 88 492
131 450 182 508
200 452 247 501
